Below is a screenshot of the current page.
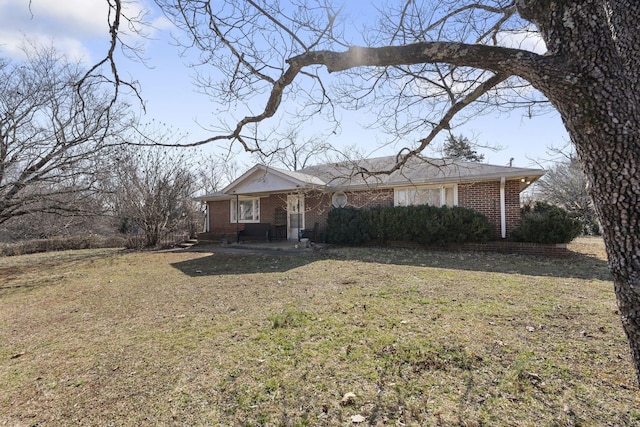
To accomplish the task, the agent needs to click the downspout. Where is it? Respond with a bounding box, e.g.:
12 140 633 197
205 203 210 233
500 177 506 239
235 193 239 243
297 194 301 242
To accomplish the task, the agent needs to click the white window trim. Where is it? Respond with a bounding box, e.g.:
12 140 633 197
230 197 261 223
394 184 458 207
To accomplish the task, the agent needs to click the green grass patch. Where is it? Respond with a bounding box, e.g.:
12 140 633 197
269 308 312 329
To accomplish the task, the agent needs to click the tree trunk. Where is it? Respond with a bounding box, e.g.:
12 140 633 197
563 99 640 385
521 0 640 383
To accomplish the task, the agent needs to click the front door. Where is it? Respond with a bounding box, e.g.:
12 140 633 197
287 195 305 240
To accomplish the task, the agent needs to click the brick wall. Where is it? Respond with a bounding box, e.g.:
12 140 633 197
457 180 522 239
206 200 235 234
458 241 569 256
303 192 332 237
380 240 569 256
206 193 333 238
206 195 288 233
259 194 288 224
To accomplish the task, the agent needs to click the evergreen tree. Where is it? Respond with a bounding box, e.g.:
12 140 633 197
443 135 484 162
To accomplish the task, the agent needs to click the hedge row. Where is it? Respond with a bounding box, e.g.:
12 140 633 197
327 205 492 246
0 235 127 257
0 232 191 257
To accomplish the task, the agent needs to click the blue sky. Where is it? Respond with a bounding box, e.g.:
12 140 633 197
0 0 570 169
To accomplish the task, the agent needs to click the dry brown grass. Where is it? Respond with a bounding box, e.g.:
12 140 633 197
1 240 639 426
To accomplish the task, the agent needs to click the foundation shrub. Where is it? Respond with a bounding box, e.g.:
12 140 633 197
328 205 491 245
509 202 583 244
326 207 370 244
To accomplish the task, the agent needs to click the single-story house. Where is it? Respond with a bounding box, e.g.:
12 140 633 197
197 156 545 242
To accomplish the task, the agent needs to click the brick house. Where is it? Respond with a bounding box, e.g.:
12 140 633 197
197 156 544 242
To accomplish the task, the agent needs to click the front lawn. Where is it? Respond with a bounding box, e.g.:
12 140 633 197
1 240 638 425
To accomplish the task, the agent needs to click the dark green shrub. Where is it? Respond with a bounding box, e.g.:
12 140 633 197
509 202 583 244
328 205 491 245
420 206 492 245
367 206 421 242
327 207 370 244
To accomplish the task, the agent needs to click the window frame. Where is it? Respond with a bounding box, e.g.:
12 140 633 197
230 197 261 223
331 191 348 208
394 184 458 207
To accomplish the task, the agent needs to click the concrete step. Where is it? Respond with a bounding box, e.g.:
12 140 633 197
176 240 198 248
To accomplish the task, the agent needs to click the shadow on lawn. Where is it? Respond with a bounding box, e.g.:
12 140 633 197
326 246 612 281
171 245 611 281
171 249 321 277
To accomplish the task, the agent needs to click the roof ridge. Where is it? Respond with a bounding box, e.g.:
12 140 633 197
299 155 545 172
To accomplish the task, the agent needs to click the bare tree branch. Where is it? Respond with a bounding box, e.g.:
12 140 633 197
0 45 132 225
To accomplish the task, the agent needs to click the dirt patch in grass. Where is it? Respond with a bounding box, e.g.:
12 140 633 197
1 243 638 426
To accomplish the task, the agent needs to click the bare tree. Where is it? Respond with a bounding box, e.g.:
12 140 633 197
254 127 333 171
0 44 132 227
106 130 199 247
195 152 241 195
536 154 599 235
101 1 640 383
0 197 114 241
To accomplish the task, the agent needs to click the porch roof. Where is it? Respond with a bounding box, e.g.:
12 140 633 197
221 164 326 196
194 191 234 202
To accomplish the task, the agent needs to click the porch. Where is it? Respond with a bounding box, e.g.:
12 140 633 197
195 233 328 252
201 191 330 243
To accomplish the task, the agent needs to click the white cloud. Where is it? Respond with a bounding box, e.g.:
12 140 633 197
0 30 92 62
150 14 174 32
27 0 109 36
496 29 547 54
0 0 170 62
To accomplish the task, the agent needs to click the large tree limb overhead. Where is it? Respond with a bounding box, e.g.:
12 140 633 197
288 42 549 79
150 42 526 151
182 42 543 152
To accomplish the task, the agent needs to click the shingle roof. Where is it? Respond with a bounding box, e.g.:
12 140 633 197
197 156 545 200
261 164 326 187
298 156 545 189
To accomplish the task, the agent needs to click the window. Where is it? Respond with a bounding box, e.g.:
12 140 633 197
331 191 348 208
395 185 457 207
230 197 260 223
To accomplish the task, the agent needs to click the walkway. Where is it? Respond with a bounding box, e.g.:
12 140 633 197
183 239 329 255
